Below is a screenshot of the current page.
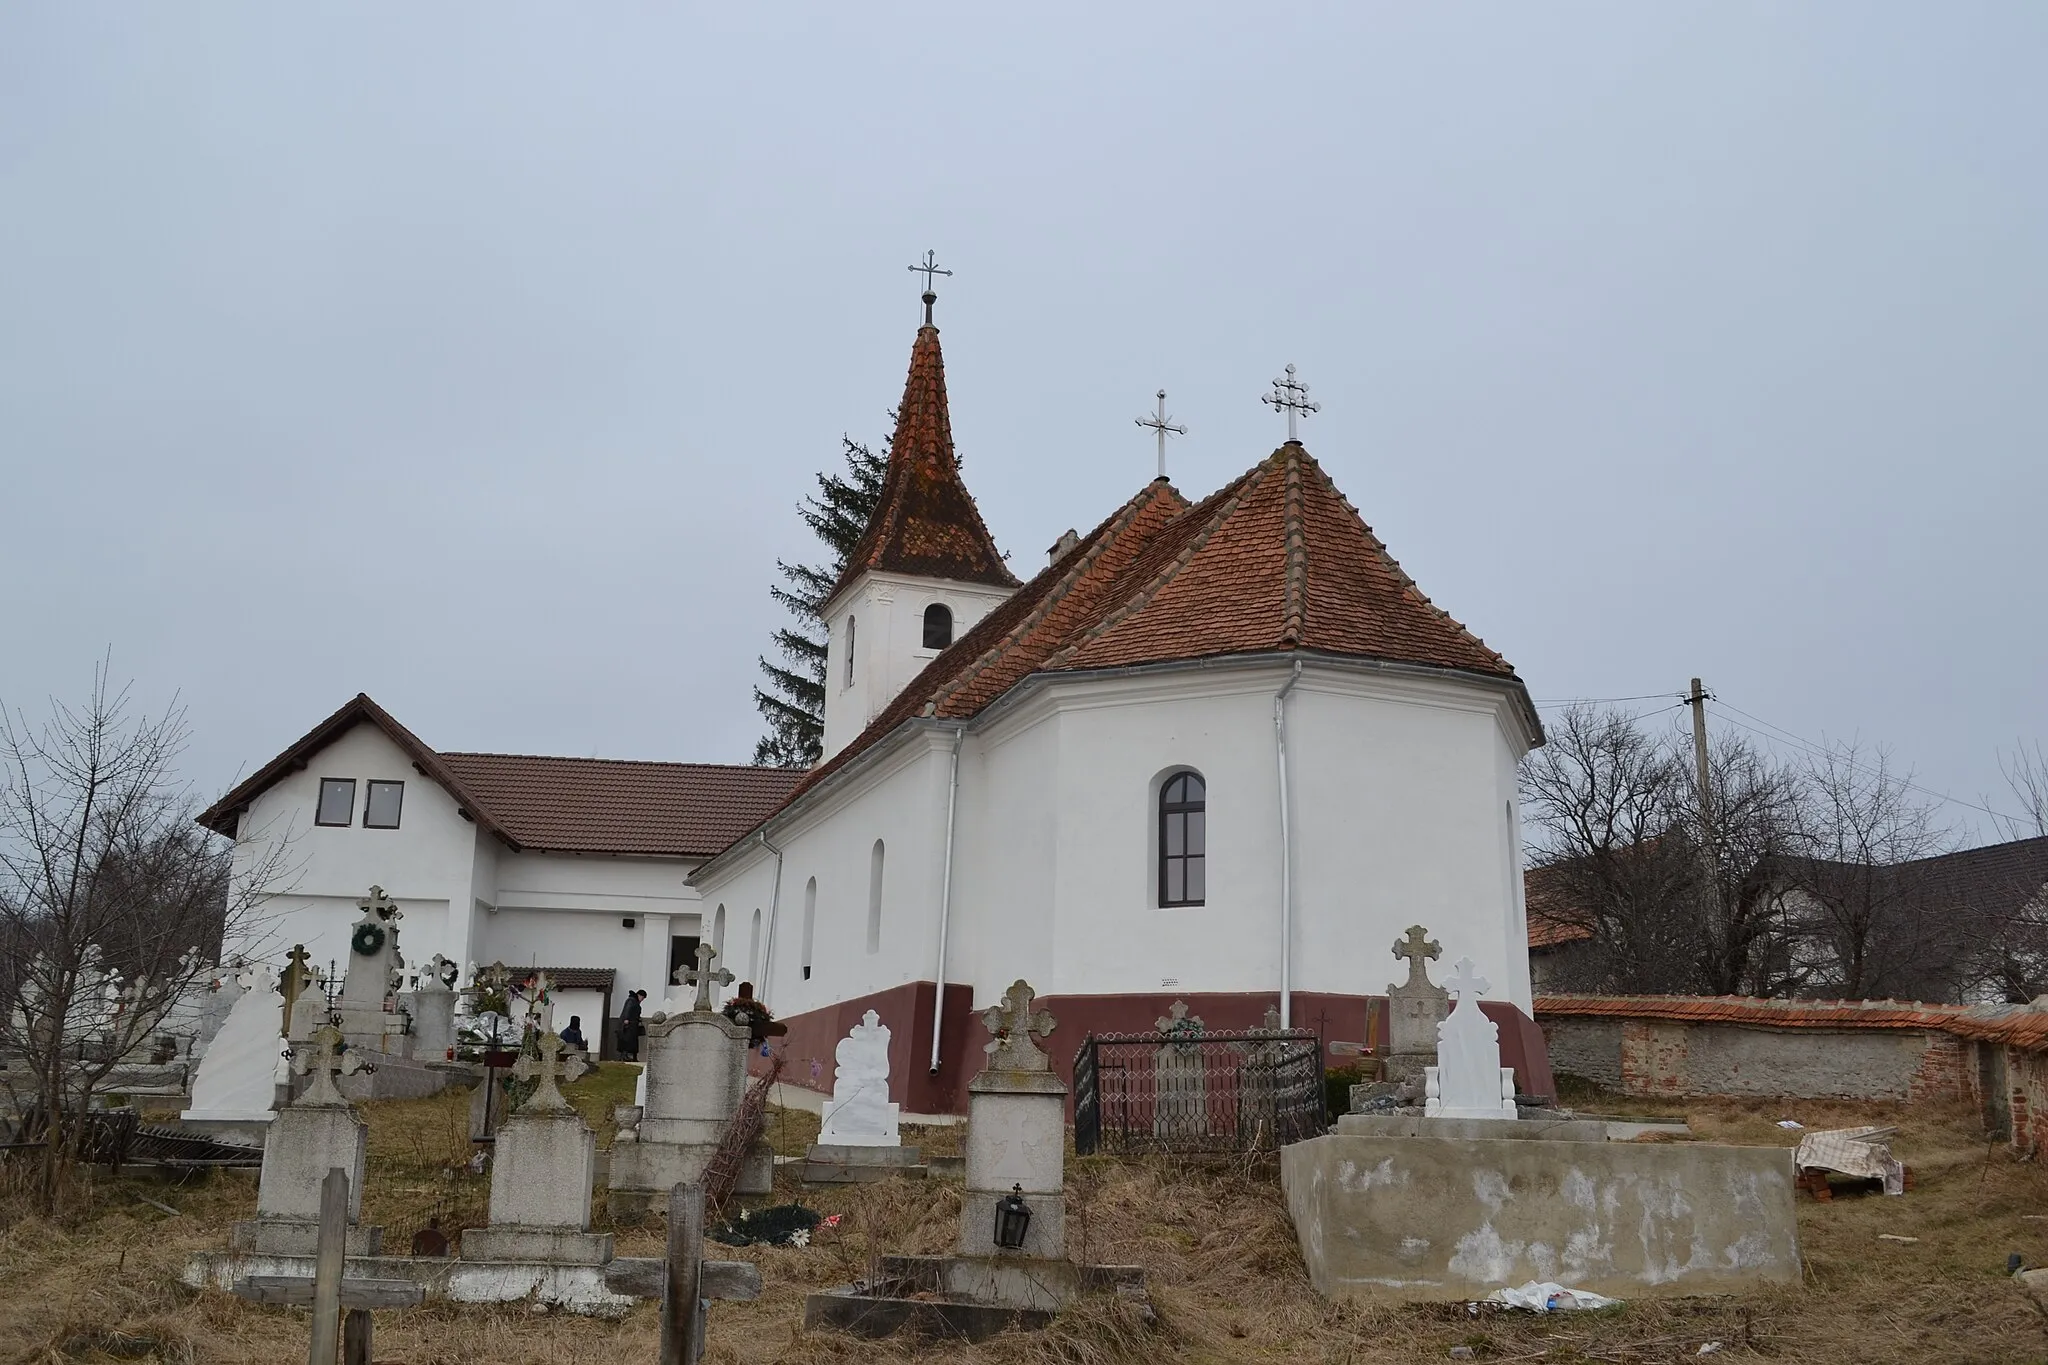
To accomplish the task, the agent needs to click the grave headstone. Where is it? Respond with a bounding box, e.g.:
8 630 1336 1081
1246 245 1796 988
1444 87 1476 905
231 1025 383 1256
1385 924 1448 1077
958 980 1066 1264
1152 1000 1209 1141
401 953 461 1062
332 887 409 1055
608 944 770 1218
1423 959 1517 1121
463 1030 612 1265
181 966 290 1142
806 1010 923 1183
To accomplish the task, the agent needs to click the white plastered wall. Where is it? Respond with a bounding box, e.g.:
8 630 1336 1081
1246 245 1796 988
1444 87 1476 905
820 571 1015 761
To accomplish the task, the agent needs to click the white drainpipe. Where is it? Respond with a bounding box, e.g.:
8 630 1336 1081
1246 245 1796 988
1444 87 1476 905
758 830 785 1006
928 728 965 1074
1274 658 1304 1027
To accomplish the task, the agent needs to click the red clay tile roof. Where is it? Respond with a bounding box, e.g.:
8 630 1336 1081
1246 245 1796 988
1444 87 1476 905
1524 863 1598 949
1534 993 2048 1051
728 443 1533 855
438 752 798 857
196 694 799 858
828 322 1019 604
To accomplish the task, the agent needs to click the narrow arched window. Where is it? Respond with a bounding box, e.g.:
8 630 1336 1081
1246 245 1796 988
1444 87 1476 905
1159 771 1206 907
867 839 885 953
748 907 762 980
713 903 726 959
844 617 857 687
922 603 953 650
801 877 817 981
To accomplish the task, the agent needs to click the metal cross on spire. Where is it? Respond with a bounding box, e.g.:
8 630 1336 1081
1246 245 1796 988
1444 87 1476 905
908 249 952 326
1134 389 1188 480
1262 363 1320 443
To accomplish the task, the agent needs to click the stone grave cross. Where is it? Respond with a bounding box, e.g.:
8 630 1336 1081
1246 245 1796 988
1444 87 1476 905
676 942 735 1012
280 944 314 1037
511 1029 589 1112
294 1024 364 1107
1393 924 1441 987
981 979 1056 1071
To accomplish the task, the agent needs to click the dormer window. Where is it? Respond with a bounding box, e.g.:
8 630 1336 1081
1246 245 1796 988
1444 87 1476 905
922 603 953 650
364 780 404 829
316 778 355 827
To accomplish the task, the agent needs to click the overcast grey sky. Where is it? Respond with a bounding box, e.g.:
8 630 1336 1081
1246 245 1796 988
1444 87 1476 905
3 4 2042 841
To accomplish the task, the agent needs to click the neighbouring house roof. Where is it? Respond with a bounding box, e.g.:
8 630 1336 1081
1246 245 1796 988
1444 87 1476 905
1534 992 2048 1051
1781 836 2048 920
1524 862 1599 950
196 693 800 858
527 967 617 993
723 441 1536 861
826 318 1019 606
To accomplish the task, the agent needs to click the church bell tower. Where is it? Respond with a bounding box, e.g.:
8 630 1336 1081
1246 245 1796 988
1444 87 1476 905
819 261 1019 762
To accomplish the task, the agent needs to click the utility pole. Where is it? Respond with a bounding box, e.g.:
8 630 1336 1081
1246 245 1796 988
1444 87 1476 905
1686 677 1713 837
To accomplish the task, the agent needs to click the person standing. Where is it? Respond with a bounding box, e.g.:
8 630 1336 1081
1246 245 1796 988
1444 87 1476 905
617 989 645 1060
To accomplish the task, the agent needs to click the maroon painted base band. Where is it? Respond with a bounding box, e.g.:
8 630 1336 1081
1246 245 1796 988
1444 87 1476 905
750 983 1556 1115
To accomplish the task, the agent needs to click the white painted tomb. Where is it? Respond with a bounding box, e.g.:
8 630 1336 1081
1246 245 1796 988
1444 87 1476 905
1423 958 1518 1121
806 1009 922 1183
180 966 289 1140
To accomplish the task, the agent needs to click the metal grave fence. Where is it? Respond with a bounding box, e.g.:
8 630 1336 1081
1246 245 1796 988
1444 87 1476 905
1072 1027 1326 1156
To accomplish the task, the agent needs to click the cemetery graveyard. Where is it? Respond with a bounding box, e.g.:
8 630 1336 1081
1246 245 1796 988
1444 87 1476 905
5 926 2048 1362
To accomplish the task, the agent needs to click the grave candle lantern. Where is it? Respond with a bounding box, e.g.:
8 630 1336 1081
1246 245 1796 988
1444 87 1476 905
992 1184 1032 1250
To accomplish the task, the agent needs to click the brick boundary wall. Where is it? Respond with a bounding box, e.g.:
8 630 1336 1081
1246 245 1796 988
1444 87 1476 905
1537 994 2048 1154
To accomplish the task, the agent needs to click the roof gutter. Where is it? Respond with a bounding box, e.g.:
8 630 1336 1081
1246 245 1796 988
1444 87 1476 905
928 727 965 1075
1274 657 1304 1028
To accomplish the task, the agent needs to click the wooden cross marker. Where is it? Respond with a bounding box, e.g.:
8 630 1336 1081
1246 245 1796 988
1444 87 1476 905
511 1029 589 1113
1391 924 1442 990
293 1024 363 1107
674 942 735 1013
981 979 1057 1071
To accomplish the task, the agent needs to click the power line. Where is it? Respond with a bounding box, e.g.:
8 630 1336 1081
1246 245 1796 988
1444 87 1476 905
1532 692 1682 709
1704 698 2023 825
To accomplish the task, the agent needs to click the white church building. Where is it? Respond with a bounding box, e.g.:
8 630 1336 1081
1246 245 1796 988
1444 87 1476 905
205 296 1552 1113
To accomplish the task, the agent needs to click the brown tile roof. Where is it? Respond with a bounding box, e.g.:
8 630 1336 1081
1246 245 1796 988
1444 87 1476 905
438 752 799 857
1524 863 1598 949
729 442 1533 856
828 321 1019 604
1533 993 2048 1051
197 693 799 858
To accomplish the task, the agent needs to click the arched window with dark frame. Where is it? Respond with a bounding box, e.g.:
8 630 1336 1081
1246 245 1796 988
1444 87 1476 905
922 603 953 650
1158 771 1206 907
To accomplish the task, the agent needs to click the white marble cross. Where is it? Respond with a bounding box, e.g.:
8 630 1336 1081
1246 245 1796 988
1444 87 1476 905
981 979 1056 1072
675 942 735 1013
1426 957 1517 1120
293 1023 363 1107
512 1029 590 1113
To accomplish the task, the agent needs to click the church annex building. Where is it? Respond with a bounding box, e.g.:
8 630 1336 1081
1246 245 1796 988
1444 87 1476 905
202 300 1551 1113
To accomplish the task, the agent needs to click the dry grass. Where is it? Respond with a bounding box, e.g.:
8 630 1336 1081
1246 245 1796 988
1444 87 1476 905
2 1068 2045 1364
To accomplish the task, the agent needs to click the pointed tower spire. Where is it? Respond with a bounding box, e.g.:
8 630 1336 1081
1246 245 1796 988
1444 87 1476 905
828 264 1018 606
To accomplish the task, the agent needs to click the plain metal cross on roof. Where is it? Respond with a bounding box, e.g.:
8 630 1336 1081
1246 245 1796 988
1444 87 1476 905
1262 363 1319 443
1135 389 1187 480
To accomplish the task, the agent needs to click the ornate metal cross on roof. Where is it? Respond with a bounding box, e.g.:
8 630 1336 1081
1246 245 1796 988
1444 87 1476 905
1135 389 1188 480
294 1023 363 1107
908 248 952 326
512 1028 590 1112
1262 363 1320 443
981 978 1057 1072
674 941 735 1013
1392 924 1442 990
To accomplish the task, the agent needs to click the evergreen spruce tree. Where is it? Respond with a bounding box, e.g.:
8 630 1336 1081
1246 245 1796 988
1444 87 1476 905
752 434 888 767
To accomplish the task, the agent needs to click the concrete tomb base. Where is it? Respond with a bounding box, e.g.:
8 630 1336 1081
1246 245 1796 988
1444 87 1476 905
184 1250 751 1318
1281 1132 1801 1302
804 1142 926 1184
460 1227 614 1266
1336 1113 1609 1143
804 1255 1148 1340
229 1218 384 1257
607 1137 774 1220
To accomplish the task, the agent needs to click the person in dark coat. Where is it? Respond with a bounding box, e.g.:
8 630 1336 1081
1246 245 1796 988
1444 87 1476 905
560 1015 588 1052
617 989 645 1060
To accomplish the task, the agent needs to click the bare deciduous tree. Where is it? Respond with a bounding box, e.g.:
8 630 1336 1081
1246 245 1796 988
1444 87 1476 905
0 662 289 1214
1781 743 1955 999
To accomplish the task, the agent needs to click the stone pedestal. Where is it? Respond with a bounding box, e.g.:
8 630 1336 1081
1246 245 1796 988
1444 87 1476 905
960 1069 1067 1263
232 1097 382 1256
804 1143 926 1184
607 1009 769 1218
463 1108 611 1266
404 985 459 1062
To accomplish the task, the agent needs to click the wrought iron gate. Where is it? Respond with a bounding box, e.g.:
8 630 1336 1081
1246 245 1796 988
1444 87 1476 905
1072 1027 1326 1156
